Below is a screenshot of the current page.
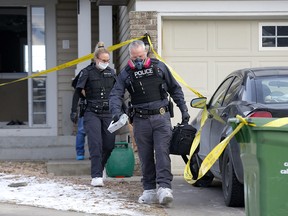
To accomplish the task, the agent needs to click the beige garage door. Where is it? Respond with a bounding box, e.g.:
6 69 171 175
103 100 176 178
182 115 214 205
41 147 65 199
162 19 288 174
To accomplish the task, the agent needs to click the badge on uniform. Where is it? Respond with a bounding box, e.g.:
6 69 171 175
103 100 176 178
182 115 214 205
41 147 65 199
159 107 166 115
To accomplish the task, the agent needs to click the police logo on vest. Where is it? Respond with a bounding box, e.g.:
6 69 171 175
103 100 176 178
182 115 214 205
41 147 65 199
134 68 153 79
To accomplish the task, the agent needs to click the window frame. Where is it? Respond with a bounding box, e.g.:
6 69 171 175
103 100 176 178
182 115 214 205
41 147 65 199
0 0 57 136
259 22 288 51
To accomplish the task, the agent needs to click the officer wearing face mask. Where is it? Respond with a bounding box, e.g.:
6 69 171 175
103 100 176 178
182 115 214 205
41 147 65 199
109 40 190 206
70 42 116 187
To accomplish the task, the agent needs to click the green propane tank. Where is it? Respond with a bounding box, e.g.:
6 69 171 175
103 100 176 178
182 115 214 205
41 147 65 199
105 142 135 177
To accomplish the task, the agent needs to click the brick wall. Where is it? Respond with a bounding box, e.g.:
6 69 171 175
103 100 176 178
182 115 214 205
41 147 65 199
129 11 158 54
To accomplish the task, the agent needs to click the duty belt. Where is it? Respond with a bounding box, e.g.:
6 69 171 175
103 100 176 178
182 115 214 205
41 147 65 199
87 102 109 113
134 106 169 117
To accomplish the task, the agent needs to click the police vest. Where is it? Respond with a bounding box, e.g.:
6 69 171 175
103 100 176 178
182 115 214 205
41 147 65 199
85 64 115 104
127 59 165 105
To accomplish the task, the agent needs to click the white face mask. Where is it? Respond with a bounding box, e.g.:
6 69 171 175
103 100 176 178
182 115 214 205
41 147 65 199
98 62 109 70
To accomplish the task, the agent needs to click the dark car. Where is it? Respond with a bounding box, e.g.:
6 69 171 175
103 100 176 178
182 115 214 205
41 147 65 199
189 66 288 207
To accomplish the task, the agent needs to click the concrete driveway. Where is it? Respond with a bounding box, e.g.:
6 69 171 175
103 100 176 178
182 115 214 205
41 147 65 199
166 176 245 216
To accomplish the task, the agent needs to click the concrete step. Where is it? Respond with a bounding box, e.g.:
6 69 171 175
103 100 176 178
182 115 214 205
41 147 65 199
46 153 141 176
46 159 91 176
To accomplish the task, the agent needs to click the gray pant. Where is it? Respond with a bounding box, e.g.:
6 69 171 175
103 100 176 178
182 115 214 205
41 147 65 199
84 111 115 178
133 112 173 190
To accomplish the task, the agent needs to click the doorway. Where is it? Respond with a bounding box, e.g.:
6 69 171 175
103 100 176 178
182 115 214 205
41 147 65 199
0 7 28 125
0 6 47 126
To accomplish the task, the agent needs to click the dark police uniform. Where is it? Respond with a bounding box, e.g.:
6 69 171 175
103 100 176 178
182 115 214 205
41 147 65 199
72 62 116 178
109 58 188 190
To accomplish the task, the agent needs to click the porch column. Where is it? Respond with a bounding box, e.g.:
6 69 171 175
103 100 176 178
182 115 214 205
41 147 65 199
99 6 114 69
75 0 91 75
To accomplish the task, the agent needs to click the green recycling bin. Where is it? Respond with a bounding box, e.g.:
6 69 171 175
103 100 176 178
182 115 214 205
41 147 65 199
230 117 288 216
105 142 135 177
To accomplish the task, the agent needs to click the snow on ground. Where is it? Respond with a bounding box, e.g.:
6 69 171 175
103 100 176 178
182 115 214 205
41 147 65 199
0 173 156 216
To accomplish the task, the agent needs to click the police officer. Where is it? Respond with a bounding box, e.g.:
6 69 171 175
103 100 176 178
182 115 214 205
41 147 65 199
71 42 116 187
109 40 190 205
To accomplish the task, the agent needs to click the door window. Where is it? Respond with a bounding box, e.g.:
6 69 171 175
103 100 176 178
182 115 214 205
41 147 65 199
222 77 242 106
209 77 234 109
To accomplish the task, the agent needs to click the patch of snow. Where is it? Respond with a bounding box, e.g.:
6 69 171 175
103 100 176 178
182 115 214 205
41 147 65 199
0 173 153 216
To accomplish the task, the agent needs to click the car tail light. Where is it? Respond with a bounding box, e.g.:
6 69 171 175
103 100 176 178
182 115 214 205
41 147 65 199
248 111 272 118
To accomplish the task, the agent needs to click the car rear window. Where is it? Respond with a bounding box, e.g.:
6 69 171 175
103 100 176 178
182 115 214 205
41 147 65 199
257 77 288 104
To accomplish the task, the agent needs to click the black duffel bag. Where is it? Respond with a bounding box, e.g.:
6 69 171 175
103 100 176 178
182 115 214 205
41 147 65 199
170 123 197 156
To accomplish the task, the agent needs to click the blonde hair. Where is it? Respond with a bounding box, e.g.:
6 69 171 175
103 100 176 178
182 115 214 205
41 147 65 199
94 42 109 59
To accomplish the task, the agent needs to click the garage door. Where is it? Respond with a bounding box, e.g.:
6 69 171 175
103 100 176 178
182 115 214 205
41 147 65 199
162 19 288 174
163 19 288 120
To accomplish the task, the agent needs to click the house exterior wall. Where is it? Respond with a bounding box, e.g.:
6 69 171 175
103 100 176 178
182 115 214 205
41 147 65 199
91 4 99 51
116 0 136 71
115 8 158 64
0 0 100 161
129 11 158 53
56 0 99 136
2 0 288 162
56 0 78 136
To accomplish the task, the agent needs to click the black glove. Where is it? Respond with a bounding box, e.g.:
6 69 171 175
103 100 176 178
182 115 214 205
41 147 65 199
112 113 122 123
70 112 78 124
181 111 190 125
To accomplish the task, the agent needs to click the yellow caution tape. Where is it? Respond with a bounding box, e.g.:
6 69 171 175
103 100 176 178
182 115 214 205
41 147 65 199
184 113 288 184
184 114 253 184
1 32 239 185
262 117 288 127
0 36 145 87
148 30 288 184
145 35 230 184
147 36 204 98
145 35 219 183
192 99 206 108
184 107 208 184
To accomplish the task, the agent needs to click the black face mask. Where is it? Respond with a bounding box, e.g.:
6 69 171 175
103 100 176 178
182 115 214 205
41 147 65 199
133 58 144 70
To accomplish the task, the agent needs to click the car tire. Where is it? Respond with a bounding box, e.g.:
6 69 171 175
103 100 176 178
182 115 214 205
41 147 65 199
221 149 244 207
190 153 214 187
